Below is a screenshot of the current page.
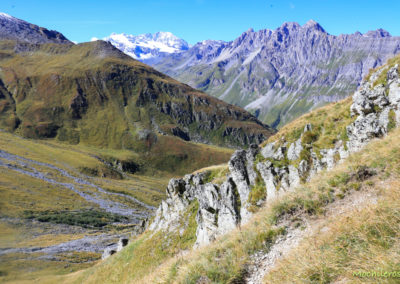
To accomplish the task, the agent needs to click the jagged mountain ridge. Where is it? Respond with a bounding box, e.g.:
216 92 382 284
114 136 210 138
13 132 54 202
0 12 71 44
102 31 189 64
152 20 400 128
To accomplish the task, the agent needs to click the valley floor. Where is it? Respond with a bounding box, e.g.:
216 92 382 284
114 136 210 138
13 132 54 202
0 131 169 282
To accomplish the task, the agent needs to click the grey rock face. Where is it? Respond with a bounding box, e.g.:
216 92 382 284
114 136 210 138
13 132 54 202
149 63 400 248
153 21 400 128
228 150 253 223
101 246 117 260
287 138 302 161
256 161 278 201
0 12 71 44
117 237 129 252
149 145 259 247
347 65 400 152
261 142 275 159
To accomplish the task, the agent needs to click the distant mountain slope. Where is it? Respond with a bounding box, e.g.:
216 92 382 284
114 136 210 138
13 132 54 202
101 31 189 64
0 12 71 44
0 38 275 175
152 20 400 128
0 39 273 147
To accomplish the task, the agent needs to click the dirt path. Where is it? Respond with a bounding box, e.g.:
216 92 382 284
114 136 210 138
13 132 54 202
245 188 379 284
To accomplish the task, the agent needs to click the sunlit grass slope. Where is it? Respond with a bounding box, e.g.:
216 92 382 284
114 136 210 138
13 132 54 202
60 113 400 284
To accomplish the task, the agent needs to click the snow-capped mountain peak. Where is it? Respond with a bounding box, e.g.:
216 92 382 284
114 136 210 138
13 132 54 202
99 31 189 62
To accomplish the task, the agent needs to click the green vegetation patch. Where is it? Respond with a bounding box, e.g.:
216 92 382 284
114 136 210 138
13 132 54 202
202 166 229 185
79 166 123 179
248 174 267 211
23 209 128 228
388 109 396 132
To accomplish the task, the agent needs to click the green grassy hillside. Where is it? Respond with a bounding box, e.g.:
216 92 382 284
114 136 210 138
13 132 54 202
0 40 273 176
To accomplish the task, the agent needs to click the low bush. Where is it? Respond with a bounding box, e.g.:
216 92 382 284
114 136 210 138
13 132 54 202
23 209 127 228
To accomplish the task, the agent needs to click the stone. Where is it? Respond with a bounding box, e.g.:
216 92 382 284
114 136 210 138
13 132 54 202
102 245 117 260
117 237 129 252
272 146 286 160
256 161 278 202
304 123 312 132
261 142 275 159
287 138 302 161
288 165 300 188
228 150 252 223
246 144 260 185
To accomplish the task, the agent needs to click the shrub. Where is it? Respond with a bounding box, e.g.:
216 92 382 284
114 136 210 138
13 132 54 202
301 129 319 145
327 173 350 187
23 209 127 228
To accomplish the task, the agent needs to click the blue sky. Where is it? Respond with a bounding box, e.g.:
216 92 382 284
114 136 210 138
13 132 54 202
1 0 399 44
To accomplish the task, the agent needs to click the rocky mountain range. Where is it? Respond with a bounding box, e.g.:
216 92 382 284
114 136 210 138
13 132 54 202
150 20 400 128
102 31 189 64
0 12 71 44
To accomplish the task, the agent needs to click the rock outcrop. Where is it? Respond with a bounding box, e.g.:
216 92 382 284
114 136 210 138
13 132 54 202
149 58 400 247
102 237 129 260
347 64 400 152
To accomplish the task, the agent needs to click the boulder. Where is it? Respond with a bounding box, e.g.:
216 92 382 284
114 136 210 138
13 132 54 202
102 245 117 260
117 237 129 252
287 138 302 161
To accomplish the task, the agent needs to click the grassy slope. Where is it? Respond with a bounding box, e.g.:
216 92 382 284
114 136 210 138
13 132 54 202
49 53 400 282
61 115 400 284
0 40 273 156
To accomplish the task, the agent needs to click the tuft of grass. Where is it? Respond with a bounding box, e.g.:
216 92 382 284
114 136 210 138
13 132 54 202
388 109 396 132
248 174 267 211
327 173 350 188
200 165 229 185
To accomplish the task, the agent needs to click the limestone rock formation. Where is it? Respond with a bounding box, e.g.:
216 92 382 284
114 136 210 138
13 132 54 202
102 237 130 260
148 62 400 247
